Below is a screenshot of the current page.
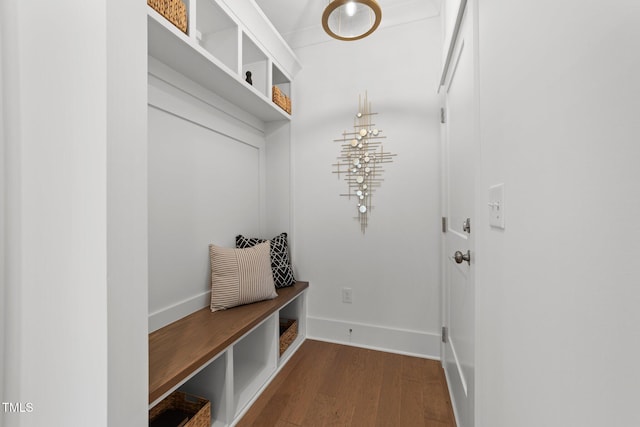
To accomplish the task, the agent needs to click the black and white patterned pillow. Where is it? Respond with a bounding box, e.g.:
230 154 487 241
236 233 296 288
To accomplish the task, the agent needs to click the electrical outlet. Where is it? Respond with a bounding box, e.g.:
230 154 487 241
342 288 353 304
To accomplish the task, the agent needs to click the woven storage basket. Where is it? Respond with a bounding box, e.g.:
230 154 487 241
284 95 292 115
272 86 290 115
148 0 188 34
149 391 210 427
279 318 298 356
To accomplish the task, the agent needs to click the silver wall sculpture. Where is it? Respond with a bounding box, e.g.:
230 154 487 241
332 92 396 233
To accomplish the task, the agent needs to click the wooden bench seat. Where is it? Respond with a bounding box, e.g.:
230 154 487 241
149 281 309 404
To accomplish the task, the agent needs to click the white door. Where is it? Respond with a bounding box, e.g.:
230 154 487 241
441 3 475 427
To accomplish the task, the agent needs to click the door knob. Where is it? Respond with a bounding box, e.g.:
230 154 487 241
454 250 471 265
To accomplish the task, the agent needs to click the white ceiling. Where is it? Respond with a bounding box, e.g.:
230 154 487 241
255 0 442 48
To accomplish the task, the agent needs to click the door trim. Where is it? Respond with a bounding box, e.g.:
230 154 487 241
439 0 468 89
449 337 469 396
440 2 477 426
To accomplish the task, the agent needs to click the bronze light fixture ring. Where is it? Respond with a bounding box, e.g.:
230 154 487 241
322 0 383 41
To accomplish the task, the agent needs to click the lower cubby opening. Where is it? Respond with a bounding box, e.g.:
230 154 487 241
278 293 305 363
232 315 277 416
178 352 228 427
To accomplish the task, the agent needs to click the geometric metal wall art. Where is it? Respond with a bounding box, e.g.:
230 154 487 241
332 92 396 233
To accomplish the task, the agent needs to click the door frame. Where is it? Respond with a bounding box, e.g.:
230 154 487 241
439 0 469 374
439 1 480 426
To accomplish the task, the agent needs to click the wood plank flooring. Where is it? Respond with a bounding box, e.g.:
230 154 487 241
237 340 457 427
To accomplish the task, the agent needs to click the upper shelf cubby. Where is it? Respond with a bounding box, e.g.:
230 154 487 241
195 0 238 73
147 0 301 122
242 32 269 98
272 63 291 97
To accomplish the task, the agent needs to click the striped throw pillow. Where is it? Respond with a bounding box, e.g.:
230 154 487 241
209 241 277 312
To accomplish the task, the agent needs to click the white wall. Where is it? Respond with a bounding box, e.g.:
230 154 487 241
0 8 5 413
292 18 443 357
106 0 149 425
2 2 109 425
474 1 640 426
1 1 148 426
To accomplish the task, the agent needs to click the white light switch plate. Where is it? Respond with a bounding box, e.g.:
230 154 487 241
488 183 505 229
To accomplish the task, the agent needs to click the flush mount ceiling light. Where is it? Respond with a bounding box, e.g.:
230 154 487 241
322 0 382 41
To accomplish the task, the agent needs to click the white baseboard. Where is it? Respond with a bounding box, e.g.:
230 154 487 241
306 316 441 360
148 291 210 332
151 308 441 360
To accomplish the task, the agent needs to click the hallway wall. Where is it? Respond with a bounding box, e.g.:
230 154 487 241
474 1 640 425
291 17 443 357
1 0 148 425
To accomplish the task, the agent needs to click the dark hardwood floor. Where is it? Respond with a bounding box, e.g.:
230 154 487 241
237 339 457 427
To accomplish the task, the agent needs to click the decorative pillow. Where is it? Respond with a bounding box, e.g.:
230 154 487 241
236 233 296 288
209 241 277 312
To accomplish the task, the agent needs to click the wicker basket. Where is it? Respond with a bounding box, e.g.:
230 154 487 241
279 318 298 356
148 0 188 34
149 391 210 427
272 86 291 115
284 96 292 115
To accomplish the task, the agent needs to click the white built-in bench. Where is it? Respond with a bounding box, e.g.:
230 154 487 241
149 281 309 426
